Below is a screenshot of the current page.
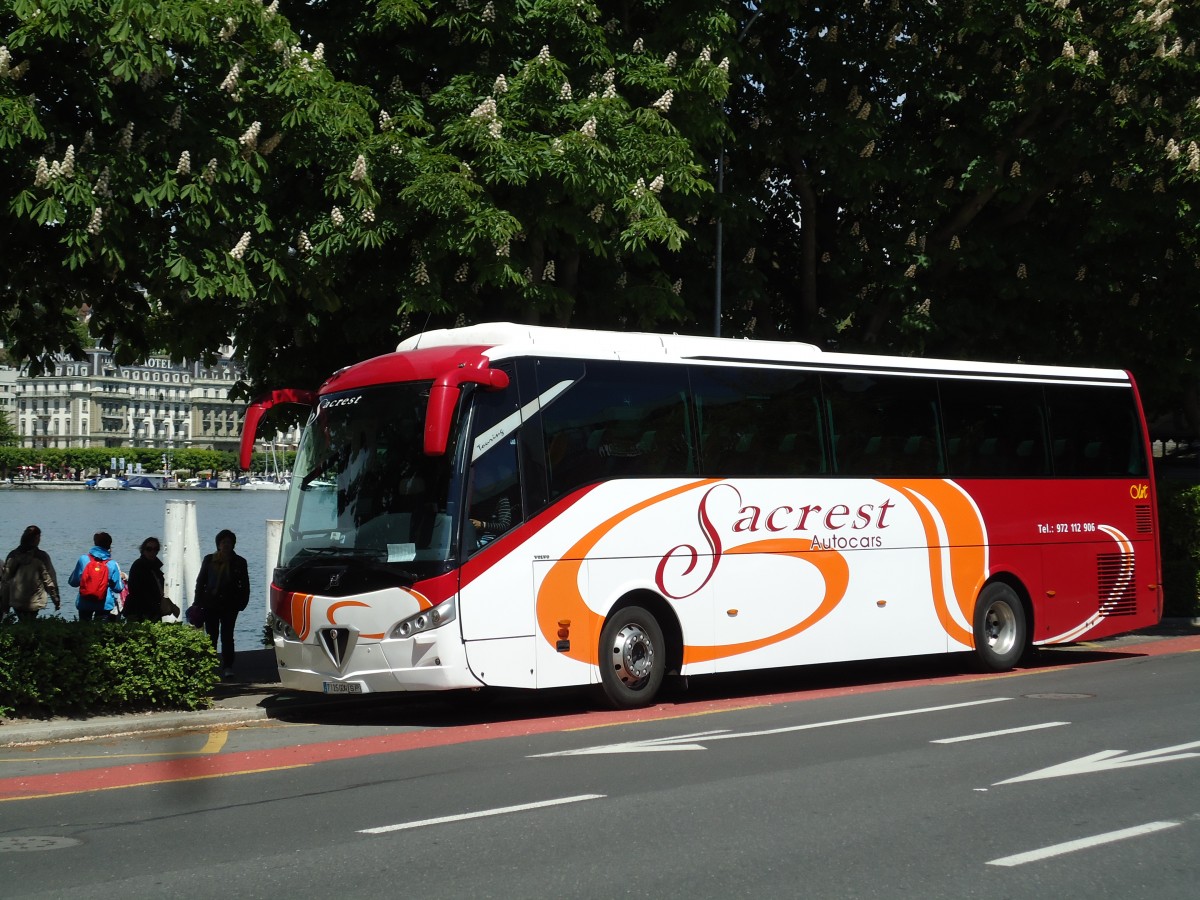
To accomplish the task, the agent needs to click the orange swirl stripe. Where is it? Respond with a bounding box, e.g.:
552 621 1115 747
536 481 850 667
683 538 849 664
536 480 721 664
881 479 986 648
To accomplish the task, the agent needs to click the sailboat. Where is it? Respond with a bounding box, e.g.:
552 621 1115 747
242 439 290 491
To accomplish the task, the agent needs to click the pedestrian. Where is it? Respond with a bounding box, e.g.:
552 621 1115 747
124 537 166 623
0 525 61 622
194 529 250 678
68 531 124 622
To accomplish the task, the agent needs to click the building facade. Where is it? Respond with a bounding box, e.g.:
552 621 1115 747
12 348 247 452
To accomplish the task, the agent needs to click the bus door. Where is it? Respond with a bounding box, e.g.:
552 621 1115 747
458 365 538 687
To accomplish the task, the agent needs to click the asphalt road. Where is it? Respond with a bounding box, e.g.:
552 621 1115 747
1 638 1198 899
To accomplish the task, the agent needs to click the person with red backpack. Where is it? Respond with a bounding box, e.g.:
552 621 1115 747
68 531 124 622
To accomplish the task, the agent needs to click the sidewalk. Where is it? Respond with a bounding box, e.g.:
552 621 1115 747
3 621 1198 747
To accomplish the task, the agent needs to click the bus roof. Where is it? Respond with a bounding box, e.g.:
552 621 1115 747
395 322 1132 385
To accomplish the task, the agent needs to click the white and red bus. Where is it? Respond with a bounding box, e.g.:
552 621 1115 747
241 323 1161 708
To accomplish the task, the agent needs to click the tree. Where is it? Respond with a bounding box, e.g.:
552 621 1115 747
1 0 376 383
719 0 1200 423
1 1 735 391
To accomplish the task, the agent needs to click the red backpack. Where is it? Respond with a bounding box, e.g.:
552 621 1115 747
79 554 109 603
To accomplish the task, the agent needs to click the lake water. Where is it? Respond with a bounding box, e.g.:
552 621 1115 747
1 488 287 650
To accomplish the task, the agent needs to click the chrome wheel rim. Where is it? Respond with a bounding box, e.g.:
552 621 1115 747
983 601 1017 657
611 623 655 687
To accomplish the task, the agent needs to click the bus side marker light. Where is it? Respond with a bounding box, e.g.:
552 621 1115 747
1046 590 1056 598
876 600 887 608
726 609 739 617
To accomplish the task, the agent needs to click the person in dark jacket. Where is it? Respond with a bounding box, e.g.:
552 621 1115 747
1 525 61 622
124 537 166 623
194 529 250 678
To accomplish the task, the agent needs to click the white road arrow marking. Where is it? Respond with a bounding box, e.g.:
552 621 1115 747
531 697 1011 758
532 730 730 757
996 740 1200 785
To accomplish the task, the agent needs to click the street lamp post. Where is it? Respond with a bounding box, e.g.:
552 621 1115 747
714 7 763 338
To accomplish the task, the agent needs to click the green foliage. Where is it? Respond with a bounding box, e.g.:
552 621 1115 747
1 0 734 393
717 1 1200 425
0 411 16 446
1159 480 1200 618
3 1 1199 434
0 446 236 476
0 617 219 718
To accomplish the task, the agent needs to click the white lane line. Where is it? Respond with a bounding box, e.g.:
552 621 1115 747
358 794 606 835
931 722 1070 744
986 821 1181 867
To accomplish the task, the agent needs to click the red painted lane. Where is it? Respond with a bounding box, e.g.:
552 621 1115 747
3 632 1197 802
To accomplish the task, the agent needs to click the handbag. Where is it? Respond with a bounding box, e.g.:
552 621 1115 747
161 594 180 618
185 603 206 627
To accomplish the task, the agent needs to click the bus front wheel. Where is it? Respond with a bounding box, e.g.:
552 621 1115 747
598 606 665 709
973 583 1027 672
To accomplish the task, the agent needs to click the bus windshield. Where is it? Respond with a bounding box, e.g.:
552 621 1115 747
279 382 462 578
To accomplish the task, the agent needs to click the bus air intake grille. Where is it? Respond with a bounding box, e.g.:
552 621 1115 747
1135 504 1152 533
1096 553 1137 617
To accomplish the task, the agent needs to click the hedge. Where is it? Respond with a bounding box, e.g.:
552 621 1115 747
1159 480 1200 618
0 618 219 719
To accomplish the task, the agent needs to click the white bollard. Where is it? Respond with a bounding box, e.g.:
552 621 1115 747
265 518 282 623
164 499 201 621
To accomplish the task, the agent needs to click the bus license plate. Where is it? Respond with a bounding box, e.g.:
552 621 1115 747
323 682 363 694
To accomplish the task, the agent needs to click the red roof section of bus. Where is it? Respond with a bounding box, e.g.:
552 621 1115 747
319 345 493 394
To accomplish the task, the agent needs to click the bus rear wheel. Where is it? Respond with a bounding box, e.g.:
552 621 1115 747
973 583 1027 672
598 606 665 709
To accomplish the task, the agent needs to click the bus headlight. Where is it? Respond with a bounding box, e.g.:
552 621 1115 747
390 597 456 639
270 612 299 641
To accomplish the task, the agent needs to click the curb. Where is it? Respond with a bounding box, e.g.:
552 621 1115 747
0 706 272 748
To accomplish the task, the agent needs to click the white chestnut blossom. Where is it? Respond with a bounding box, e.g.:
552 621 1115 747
230 232 251 260
351 154 367 181
331 207 344 226
220 61 242 93
239 121 262 148
176 151 191 175
86 206 104 235
652 90 674 112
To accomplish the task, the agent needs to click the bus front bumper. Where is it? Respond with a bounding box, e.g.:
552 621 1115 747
272 631 482 694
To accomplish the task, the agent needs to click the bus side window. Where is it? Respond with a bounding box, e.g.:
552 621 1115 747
538 359 693 497
940 379 1047 477
827 374 941 477
466 379 523 552
691 365 826 477
1044 384 1147 477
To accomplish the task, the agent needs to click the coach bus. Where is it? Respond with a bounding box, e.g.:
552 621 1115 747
240 323 1161 708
